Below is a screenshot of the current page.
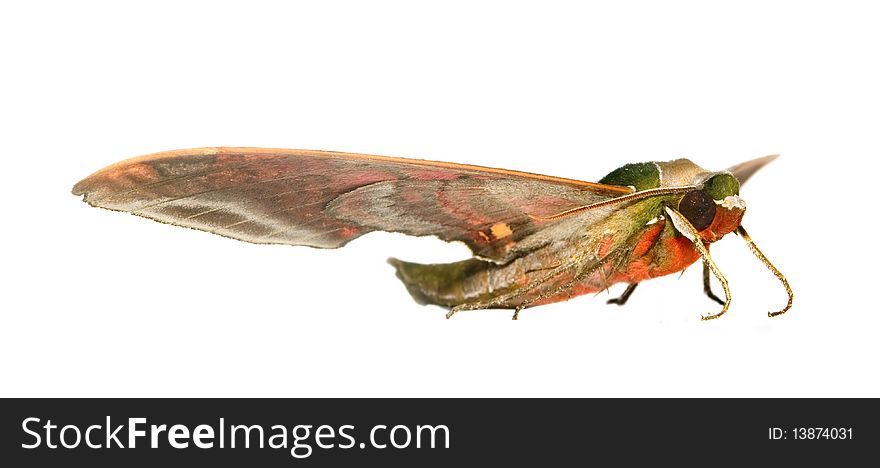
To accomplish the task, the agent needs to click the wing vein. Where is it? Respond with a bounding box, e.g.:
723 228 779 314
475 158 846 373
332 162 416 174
132 173 316 213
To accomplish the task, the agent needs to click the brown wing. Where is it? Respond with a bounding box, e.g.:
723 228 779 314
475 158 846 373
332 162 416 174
72 147 633 262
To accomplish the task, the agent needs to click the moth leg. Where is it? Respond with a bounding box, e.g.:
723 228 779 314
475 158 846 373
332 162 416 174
445 305 463 320
446 301 498 319
511 306 524 320
446 259 581 319
446 253 601 320
702 261 725 306
446 303 521 320
507 258 617 315
461 258 613 319
664 207 731 320
696 251 730 321
607 283 639 306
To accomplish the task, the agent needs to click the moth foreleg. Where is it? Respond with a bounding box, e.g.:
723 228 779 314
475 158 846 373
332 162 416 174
607 283 639 306
702 262 725 306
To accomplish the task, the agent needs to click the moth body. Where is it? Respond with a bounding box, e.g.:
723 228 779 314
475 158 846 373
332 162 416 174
73 148 789 319
390 159 746 309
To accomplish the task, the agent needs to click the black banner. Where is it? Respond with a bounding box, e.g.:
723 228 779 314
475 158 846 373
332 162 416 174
2 398 875 465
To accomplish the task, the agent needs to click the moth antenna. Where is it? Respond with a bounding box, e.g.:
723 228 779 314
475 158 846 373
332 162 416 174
664 207 731 320
736 226 793 317
529 186 698 221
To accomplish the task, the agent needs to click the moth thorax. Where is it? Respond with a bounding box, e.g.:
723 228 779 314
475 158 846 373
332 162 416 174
657 159 707 188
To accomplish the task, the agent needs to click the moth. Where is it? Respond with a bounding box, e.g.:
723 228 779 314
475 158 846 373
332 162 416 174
72 148 792 320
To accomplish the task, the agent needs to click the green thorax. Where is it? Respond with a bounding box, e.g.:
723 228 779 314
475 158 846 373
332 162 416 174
599 162 660 191
600 159 739 200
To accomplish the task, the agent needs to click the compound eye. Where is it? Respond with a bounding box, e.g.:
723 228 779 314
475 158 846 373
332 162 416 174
678 190 716 231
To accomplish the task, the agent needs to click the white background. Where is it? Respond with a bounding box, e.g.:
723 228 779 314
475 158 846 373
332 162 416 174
2 1 877 397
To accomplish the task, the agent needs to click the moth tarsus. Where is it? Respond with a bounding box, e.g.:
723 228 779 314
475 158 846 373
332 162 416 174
512 307 524 320
606 283 639 306
72 147 791 320
702 262 726 306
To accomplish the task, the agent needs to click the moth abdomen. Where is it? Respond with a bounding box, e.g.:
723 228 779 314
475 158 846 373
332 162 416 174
388 257 520 308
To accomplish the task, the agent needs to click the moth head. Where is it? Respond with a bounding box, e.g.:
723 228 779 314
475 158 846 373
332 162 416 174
678 172 745 243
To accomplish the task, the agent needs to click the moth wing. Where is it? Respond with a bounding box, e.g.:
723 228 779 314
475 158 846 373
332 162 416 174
727 154 779 186
73 147 634 263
